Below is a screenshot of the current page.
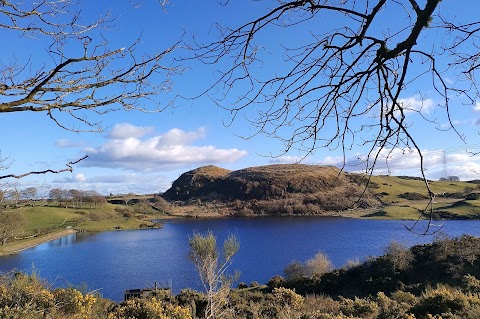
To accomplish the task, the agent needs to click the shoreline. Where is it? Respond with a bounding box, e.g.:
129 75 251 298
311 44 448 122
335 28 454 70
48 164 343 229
0 216 164 257
1 209 475 256
0 229 77 256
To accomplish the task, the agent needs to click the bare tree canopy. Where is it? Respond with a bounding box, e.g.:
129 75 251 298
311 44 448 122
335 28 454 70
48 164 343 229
191 0 480 196
0 0 181 182
0 0 180 132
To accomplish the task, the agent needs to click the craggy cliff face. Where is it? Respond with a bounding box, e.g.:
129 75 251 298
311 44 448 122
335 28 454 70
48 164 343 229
162 164 380 215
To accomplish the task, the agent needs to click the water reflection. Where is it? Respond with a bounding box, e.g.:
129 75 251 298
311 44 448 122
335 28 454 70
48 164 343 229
44 233 77 248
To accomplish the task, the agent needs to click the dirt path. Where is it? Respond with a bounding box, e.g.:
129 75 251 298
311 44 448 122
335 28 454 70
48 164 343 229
0 229 77 256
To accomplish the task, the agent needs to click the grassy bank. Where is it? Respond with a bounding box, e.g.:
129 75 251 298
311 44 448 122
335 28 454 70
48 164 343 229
1 201 168 255
0 228 77 256
361 176 480 220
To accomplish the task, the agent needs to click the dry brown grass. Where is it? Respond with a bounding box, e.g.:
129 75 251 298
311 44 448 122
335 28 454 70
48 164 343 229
193 165 231 177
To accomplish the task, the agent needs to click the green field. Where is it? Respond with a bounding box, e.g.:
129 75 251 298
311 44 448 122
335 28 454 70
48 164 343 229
0 200 168 254
20 206 80 235
16 202 164 234
356 176 480 219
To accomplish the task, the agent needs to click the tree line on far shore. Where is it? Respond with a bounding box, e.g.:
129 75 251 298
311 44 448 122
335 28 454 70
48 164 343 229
0 187 107 209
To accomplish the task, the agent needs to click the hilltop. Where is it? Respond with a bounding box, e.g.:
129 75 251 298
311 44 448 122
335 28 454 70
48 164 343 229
162 164 381 216
160 164 480 219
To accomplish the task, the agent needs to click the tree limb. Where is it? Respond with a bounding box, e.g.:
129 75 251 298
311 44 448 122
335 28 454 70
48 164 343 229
0 155 88 180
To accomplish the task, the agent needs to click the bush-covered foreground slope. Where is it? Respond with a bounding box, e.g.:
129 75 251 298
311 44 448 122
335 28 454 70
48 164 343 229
3 235 480 318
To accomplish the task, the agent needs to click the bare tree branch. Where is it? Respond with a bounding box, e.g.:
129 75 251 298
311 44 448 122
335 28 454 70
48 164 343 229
0 155 88 180
185 0 480 229
0 0 181 132
0 1 181 187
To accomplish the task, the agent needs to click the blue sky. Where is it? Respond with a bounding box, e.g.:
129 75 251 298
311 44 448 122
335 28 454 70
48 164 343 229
3 0 480 195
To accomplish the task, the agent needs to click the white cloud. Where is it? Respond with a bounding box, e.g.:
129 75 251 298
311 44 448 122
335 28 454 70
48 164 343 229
396 96 434 114
373 95 435 121
74 173 87 182
52 172 172 194
269 155 304 164
474 102 480 111
319 147 480 181
438 118 478 129
52 173 87 183
316 155 346 166
444 77 455 85
83 125 247 171
55 139 85 148
157 127 206 146
108 123 154 139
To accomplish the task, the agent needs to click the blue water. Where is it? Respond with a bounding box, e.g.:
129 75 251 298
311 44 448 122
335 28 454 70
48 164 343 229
1 217 480 301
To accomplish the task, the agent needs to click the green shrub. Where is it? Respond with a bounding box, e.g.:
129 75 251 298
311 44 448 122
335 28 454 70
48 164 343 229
465 193 479 200
411 285 476 317
267 275 285 289
109 298 192 319
384 241 414 271
398 192 429 200
284 261 307 281
175 289 207 319
342 257 361 270
237 282 248 289
272 287 304 309
340 296 379 318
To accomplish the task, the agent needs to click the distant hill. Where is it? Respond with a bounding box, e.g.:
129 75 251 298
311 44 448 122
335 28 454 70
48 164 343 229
162 164 381 216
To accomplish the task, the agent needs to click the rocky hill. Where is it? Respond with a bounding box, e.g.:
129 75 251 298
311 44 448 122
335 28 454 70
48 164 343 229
162 164 381 216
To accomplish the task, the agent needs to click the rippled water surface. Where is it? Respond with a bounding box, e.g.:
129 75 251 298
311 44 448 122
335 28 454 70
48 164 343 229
1 217 480 301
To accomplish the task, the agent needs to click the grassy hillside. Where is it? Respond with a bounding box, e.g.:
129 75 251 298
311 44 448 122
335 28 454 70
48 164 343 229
0 199 168 255
160 164 480 220
162 164 381 217
17 201 164 234
369 175 473 202
361 175 480 219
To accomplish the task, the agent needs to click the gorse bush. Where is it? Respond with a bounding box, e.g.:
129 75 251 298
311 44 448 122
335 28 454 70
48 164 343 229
53 287 96 316
3 271 480 318
0 272 54 312
271 287 304 309
410 284 480 318
108 298 192 319
2 236 480 318
0 271 193 319
339 296 379 319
